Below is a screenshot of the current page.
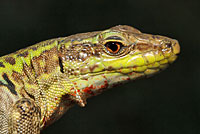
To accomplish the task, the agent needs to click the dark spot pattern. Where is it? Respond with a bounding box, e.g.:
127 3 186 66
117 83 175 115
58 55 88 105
0 73 17 95
31 47 38 51
59 57 64 73
31 47 59 76
136 43 152 51
0 62 5 68
17 51 29 57
5 57 16 65
108 66 113 71
89 65 99 72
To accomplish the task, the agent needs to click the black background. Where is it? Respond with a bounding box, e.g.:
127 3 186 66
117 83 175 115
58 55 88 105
0 0 200 134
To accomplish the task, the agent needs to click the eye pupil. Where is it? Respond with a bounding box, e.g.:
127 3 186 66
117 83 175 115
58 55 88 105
105 42 122 54
107 42 118 52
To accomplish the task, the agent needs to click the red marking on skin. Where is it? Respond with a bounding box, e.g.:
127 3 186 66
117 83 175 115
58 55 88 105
71 93 76 97
93 85 97 89
100 84 106 88
83 85 94 95
105 80 108 84
129 72 134 75
59 106 64 112
55 97 58 100
51 106 55 112
102 80 108 88
102 75 107 79
96 76 108 89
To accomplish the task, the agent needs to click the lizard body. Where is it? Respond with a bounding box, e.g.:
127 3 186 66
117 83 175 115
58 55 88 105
0 25 180 133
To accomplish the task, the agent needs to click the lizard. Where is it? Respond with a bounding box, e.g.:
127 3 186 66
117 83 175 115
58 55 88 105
0 25 180 134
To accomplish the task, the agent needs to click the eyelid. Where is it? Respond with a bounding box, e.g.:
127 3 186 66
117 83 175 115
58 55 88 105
105 36 123 41
103 40 124 45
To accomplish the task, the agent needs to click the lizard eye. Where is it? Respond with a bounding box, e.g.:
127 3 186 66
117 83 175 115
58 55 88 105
104 41 124 55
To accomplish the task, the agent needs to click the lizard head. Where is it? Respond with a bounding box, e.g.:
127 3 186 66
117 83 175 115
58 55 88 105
58 25 180 103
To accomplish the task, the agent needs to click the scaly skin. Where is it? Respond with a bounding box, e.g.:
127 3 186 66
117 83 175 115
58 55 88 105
0 25 180 133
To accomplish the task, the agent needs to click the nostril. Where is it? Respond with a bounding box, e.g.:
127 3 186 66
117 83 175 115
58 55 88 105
165 42 172 48
162 39 172 48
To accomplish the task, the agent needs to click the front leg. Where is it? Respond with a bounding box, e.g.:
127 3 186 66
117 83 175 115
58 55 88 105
9 98 41 134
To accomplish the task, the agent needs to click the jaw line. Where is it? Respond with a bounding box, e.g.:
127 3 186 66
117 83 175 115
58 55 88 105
78 54 176 80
